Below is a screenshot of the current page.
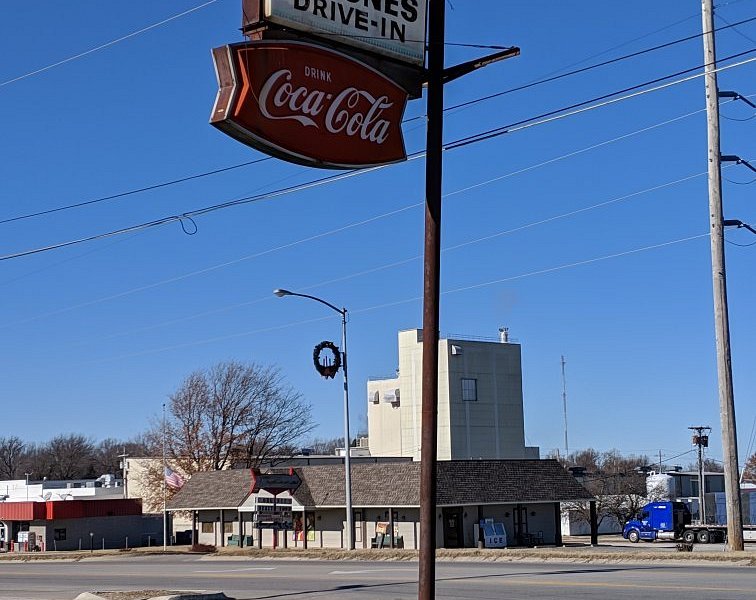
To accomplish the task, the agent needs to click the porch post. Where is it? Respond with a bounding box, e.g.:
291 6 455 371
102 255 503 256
389 507 395 549
239 510 244 548
303 510 308 549
191 511 197 545
220 509 225 547
589 501 598 546
553 503 563 546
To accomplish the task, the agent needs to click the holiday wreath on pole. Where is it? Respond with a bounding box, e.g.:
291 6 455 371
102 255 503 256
313 340 341 379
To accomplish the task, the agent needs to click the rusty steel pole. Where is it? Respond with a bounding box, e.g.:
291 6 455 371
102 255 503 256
418 1 446 599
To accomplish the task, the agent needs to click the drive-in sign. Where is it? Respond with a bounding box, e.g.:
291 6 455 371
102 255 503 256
211 40 408 169
255 0 427 66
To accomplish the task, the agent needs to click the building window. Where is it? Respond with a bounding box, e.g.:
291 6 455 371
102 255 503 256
54 528 66 541
224 522 233 534
201 522 214 533
461 378 477 401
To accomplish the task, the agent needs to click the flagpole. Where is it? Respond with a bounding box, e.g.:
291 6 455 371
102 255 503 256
162 402 167 551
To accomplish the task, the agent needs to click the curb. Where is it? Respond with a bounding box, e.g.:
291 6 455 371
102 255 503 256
75 593 230 600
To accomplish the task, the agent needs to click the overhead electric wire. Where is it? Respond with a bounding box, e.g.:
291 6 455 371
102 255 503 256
67 161 725 346
445 50 756 150
0 158 271 226
0 0 224 88
3 58 753 264
405 14 756 124
717 13 756 44
6 19 756 226
5 104 725 330
14 104 720 337
81 232 711 364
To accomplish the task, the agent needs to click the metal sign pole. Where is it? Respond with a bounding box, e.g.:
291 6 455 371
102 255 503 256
418 1 446 598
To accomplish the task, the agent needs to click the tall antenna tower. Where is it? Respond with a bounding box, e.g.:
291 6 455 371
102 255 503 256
561 355 569 456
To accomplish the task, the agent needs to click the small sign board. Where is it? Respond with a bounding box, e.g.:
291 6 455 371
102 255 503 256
250 469 302 494
246 0 428 66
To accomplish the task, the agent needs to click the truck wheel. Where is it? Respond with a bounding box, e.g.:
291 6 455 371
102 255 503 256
627 530 640 543
682 530 696 543
697 530 710 544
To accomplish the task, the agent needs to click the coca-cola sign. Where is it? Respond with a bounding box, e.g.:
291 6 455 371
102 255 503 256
210 40 408 169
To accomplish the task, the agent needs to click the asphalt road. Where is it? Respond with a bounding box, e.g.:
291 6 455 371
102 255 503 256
0 556 754 600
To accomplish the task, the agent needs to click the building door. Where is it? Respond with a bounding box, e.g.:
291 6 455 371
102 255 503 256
513 504 529 546
442 507 463 548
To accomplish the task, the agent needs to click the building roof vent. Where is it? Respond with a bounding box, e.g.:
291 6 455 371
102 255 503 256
498 327 510 343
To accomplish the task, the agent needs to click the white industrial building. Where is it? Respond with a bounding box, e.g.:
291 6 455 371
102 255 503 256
368 329 539 460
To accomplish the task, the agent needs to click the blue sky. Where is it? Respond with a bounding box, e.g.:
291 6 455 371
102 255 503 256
1 1 754 467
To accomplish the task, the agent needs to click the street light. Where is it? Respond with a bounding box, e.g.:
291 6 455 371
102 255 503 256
724 219 756 236
273 288 354 550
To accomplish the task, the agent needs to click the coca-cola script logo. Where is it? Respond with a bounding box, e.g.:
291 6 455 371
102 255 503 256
211 41 408 169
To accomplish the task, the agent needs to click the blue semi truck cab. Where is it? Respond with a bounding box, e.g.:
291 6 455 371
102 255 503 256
623 501 726 544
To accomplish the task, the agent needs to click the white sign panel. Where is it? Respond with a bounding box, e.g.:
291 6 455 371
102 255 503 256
264 0 427 66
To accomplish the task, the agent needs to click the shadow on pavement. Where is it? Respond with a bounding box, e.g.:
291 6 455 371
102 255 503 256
240 564 686 599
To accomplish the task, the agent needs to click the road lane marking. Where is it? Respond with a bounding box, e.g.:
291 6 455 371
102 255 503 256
329 568 417 575
194 567 277 573
452 577 754 593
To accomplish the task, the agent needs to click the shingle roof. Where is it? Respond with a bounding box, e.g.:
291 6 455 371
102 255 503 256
166 460 592 510
293 459 592 507
436 460 594 505
292 463 421 507
166 469 252 510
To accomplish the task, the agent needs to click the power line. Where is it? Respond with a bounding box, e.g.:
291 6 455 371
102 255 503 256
3 59 753 264
80 233 710 364
0 0 224 87
406 14 756 123
6 20 756 226
445 49 756 150
8 18 756 225
65 162 720 346
0 158 271 226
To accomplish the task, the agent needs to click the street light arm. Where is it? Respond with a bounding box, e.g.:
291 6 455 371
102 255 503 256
724 219 756 235
273 289 345 316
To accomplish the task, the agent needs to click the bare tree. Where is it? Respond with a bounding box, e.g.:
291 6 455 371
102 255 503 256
233 365 315 468
0 436 25 479
743 452 756 483
21 435 96 480
92 437 150 476
557 448 650 531
48 434 96 479
306 437 343 455
686 458 724 473
150 361 314 476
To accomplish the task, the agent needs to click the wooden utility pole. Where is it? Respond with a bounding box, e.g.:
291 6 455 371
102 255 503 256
701 0 744 551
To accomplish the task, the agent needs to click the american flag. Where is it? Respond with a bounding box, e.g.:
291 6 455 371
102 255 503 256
164 466 185 490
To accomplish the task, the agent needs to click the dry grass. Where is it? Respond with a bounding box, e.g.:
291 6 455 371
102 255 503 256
211 545 756 566
1 545 753 566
